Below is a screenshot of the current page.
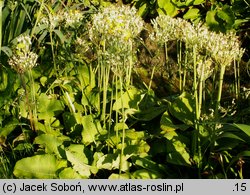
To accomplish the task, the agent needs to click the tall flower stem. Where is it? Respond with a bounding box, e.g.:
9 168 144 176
164 42 169 76
198 63 205 119
192 45 202 177
19 73 35 131
234 59 240 100
215 65 226 119
118 74 125 177
126 39 133 87
177 41 183 92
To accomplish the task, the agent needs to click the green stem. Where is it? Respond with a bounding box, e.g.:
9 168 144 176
28 69 38 131
198 63 205 120
148 65 156 91
164 42 169 76
119 75 125 177
126 40 133 87
215 65 226 119
237 60 240 99
31 0 44 38
0 0 3 56
177 41 182 92
192 45 202 177
234 59 238 99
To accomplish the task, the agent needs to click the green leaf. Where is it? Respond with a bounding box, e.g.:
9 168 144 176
160 110 189 133
132 169 162 179
59 167 83 179
172 0 194 7
232 124 250 137
193 0 205 5
37 93 64 120
169 92 195 126
0 118 20 137
65 144 91 178
131 156 165 174
34 134 70 157
138 3 147 17
183 8 200 20
96 153 130 172
13 154 65 178
113 87 144 112
40 76 47 87
135 105 167 121
157 0 167 8
54 29 67 43
218 132 245 142
206 10 220 30
81 115 102 145
217 5 235 28
167 139 191 166
109 173 131 179
162 0 178 17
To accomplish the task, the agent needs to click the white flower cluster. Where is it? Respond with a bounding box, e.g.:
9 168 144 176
89 5 144 43
63 10 84 28
205 31 245 67
8 35 38 74
89 5 144 71
150 15 244 67
38 9 84 29
150 15 184 43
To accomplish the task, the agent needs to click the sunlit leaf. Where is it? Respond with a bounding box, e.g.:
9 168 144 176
232 124 250 137
81 115 102 145
132 169 162 179
13 155 66 178
169 92 195 126
59 167 83 179
65 144 91 178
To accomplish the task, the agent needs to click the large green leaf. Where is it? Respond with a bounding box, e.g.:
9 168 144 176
34 134 70 157
65 144 91 178
206 10 220 30
81 115 102 145
135 105 167 121
37 93 64 120
13 154 66 178
0 118 20 138
168 92 195 126
158 0 178 16
59 167 83 179
96 153 130 172
183 8 200 20
113 87 145 112
166 139 191 166
217 5 235 29
131 156 166 174
160 110 189 133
